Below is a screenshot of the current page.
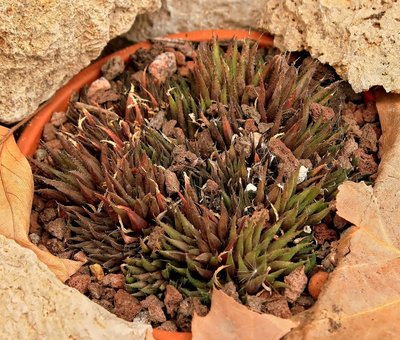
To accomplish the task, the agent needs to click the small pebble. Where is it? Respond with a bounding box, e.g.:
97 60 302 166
101 56 125 80
50 111 67 127
45 217 67 240
308 271 329 299
148 52 177 83
67 274 91 294
114 289 142 321
29 233 40 245
89 263 105 281
103 274 125 289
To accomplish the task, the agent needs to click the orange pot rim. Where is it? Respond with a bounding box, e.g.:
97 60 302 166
17 29 273 156
17 29 273 340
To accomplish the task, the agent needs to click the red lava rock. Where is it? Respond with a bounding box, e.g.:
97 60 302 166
362 101 378 122
234 135 253 159
309 102 335 122
333 214 348 230
87 77 110 98
360 123 378 152
162 119 177 137
246 295 267 313
43 123 56 141
174 127 186 144
164 285 183 317
164 169 180 194
148 110 166 130
149 52 177 84
45 238 65 254
103 274 125 289
193 297 208 317
86 77 119 105
176 298 208 332
157 321 178 332
284 265 308 302
39 207 57 223
203 179 220 195
141 295 167 323
102 287 117 301
101 56 125 80
336 137 358 169
169 144 201 172
261 292 292 319
342 112 363 137
196 129 215 158
50 111 67 127
67 274 91 294
314 223 337 245
88 282 104 299
94 299 114 313
291 304 306 315
268 137 300 179
114 289 142 321
45 217 67 240
30 211 41 234
354 149 379 175
173 51 186 66
296 294 315 307
352 108 365 126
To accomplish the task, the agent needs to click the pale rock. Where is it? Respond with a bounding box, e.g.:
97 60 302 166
0 235 151 340
0 0 161 124
258 0 400 93
126 0 267 41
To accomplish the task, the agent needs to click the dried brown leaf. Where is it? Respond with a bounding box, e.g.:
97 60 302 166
286 92 400 339
0 126 81 281
192 289 297 340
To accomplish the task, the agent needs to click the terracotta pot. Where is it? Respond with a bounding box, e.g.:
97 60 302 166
17 29 273 340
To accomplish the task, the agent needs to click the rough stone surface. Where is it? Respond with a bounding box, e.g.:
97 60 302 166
126 0 267 41
258 0 400 93
0 235 151 340
0 0 161 124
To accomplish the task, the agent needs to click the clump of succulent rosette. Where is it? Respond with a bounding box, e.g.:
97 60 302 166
32 38 351 303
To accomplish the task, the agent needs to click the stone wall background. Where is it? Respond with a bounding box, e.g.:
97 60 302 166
2 0 399 124
0 0 161 124
258 0 400 94
126 0 267 42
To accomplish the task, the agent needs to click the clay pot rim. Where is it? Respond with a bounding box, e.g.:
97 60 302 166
16 29 273 340
17 29 273 157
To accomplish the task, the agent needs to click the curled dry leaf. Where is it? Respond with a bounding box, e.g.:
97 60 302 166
287 92 400 339
0 126 81 282
192 289 297 340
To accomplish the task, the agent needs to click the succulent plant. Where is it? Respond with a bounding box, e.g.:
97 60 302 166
32 38 350 301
